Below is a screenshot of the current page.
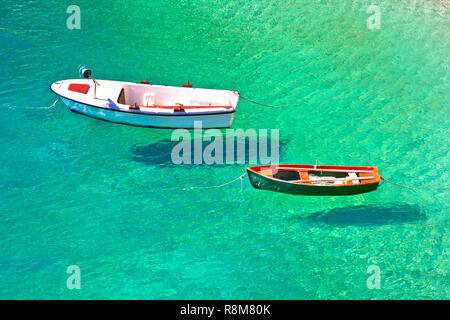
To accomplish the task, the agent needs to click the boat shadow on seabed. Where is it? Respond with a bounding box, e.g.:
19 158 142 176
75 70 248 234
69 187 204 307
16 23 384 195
306 204 426 227
130 137 289 168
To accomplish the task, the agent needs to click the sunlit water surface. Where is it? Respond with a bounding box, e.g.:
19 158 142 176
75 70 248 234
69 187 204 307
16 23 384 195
0 0 448 299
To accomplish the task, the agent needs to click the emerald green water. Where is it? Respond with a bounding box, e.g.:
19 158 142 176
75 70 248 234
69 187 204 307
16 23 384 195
0 0 448 299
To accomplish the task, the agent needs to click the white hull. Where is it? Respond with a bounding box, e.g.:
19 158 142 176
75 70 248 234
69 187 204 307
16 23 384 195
60 97 235 128
51 79 238 129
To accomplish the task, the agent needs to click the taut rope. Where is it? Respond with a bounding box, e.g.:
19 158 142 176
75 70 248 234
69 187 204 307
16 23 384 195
184 172 247 192
380 176 443 190
24 99 59 110
238 94 303 108
380 176 414 189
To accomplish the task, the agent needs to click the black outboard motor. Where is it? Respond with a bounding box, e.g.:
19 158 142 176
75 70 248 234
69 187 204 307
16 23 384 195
79 65 99 98
79 66 92 78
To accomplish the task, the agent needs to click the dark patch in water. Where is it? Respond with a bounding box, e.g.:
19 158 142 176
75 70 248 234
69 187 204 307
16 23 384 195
130 136 288 168
308 205 425 226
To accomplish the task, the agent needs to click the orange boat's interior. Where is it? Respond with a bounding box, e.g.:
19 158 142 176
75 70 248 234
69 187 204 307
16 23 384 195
248 165 381 186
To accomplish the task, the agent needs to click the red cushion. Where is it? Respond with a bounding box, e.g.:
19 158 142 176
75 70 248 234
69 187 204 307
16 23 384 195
68 83 90 94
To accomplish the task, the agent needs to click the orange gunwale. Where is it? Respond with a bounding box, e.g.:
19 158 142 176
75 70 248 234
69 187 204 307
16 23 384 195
247 165 381 187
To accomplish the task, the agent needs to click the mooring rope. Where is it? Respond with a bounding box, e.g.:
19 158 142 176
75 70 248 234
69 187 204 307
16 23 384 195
238 94 303 108
380 176 444 190
380 176 414 189
184 172 247 192
24 99 59 110
183 171 441 193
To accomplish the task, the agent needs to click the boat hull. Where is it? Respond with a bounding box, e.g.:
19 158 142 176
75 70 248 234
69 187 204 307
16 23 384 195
247 168 380 196
60 97 235 129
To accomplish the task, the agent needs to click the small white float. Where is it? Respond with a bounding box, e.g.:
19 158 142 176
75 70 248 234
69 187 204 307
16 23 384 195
50 67 239 129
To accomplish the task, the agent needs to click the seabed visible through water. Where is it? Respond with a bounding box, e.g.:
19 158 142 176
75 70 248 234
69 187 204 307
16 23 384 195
0 0 448 299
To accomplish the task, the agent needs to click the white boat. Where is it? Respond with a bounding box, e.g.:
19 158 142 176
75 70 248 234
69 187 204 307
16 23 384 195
50 78 239 129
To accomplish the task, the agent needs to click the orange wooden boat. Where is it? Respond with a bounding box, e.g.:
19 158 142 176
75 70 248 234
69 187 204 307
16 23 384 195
247 164 381 195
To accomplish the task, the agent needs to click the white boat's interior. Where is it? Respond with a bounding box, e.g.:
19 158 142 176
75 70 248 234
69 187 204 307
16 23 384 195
51 79 238 113
120 83 235 107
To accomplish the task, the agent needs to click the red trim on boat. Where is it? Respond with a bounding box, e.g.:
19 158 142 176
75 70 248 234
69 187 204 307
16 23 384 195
145 105 233 110
182 80 193 88
68 83 90 94
174 104 184 111
139 77 151 85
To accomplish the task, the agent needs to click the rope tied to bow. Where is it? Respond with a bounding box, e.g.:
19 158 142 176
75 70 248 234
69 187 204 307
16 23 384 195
184 172 247 192
24 99 59 110
380 176 414 189
237 92 303 108
380 176 443 191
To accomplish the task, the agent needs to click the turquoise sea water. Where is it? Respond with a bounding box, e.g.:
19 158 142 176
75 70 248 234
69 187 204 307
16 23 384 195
0 0 448 299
